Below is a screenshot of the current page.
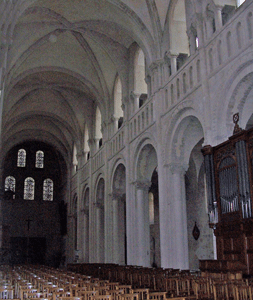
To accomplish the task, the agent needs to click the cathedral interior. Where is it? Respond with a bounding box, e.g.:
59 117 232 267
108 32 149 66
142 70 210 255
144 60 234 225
1 0 253 277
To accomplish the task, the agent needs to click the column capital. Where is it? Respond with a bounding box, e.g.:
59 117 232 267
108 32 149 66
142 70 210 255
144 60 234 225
166 163 188 175
112 191 126 202
133 180 151 191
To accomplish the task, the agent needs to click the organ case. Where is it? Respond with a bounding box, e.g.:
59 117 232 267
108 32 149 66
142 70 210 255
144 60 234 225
202 121 253 274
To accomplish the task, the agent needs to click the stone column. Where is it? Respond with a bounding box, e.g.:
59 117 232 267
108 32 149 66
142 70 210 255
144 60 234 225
169 163 189 270
110 114 119 136
88 138 100 154
206 14 214 39
112 195 120 263
149 62 159 93
135 181 151 267
215 6 223 31
95 203 104 263
170 53 178 74
130 91 140 113
82 209 89 262
187 28 197 56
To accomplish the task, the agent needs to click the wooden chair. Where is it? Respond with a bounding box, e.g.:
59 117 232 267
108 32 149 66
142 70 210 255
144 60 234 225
92 296 112 300
105 289 124 300
213 281 229 300
118 293 139 300
0 286 14 299
192 278 212 300
117 287 132 294
147 292 167 300
233 283 252 300
130 288 149 300
76 290 98 300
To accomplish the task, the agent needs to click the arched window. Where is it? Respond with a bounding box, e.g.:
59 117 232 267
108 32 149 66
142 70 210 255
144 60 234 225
17 149 26 167
35 150 44 168
24 177 35 200
170 0 189 56
114 75 124 130
84 123 90 161
73 144 78 172
43 178 53 201
5 176 16 197
134 47 147 108
95 106 102 149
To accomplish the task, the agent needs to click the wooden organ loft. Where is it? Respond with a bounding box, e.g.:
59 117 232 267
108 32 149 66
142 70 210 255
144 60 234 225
201 114 253 275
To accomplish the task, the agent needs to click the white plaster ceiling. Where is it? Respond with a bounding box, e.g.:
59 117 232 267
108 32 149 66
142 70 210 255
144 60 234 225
3 0 170 162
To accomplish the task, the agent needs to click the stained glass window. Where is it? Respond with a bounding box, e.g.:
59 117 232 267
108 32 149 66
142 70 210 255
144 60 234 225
24 177 35 200
35 150 44 168
5 176 16 199
43 178 53 201
17 149 26 167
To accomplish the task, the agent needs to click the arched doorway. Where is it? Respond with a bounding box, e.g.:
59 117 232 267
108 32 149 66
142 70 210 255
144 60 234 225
149 168 160 267
112 163 126 265
135 143 160 267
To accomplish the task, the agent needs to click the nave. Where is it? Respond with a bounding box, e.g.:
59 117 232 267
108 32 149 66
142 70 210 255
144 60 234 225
0 263 252 300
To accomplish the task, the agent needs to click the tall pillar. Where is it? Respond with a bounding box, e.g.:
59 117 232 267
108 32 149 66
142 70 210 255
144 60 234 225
95 203 104 263
215 6 223 31
82 209 89 262
112 195 119 263
170 54 178 74
169 163 189 270
135 181 150 267
187 28 197 55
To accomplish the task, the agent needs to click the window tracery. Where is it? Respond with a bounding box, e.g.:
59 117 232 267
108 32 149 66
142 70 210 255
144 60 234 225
5 176 16 198
24 177 35 200
17 149 26 167
35 150 44 168
43 178 53 201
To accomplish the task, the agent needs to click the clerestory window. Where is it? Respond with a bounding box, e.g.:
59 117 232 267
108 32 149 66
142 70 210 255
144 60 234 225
43 178 53 201
17 149 26 167
24 177 35 200
35 150 44 168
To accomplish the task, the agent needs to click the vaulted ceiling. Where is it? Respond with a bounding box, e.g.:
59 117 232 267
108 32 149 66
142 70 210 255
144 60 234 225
2 0 171 163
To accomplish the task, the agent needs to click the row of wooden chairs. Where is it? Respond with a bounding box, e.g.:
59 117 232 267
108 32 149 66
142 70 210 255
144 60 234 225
67 263 253 300
0 265 191 300
1 264 253 300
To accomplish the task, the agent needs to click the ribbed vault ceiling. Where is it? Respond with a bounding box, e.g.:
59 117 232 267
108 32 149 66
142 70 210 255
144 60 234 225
2 0 170 163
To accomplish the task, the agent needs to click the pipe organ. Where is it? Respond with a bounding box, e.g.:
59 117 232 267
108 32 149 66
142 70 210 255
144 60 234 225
202 117 253 274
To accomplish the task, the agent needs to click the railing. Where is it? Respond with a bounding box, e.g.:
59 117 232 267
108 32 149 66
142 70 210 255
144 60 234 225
82 159 90 181
109 125 125 158
205 1 253 77
92 146 105 173
162 52 201 111
71 2 253 179
129 97 155 141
